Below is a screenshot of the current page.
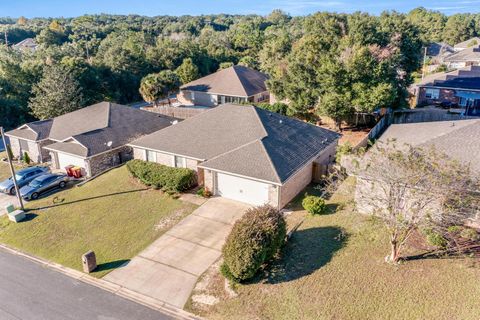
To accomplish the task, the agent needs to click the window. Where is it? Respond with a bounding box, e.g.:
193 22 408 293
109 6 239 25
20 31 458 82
217 95 246 105
174 156 186 168
145 150 156 162
425 88 440 99
19 139 29 152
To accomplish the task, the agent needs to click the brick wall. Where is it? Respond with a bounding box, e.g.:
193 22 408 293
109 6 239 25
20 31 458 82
279 161 313 208
133 147 145 160
278 142 338 208
185 158 199 171
204 169 214 193
155 151 174 166
417 87 459 106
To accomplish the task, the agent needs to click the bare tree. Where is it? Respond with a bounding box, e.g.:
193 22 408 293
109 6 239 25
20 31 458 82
354 140 480 263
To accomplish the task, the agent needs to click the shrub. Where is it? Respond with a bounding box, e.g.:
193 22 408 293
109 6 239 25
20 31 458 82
196 186 212 198
447 225 462 234
23 152 31 165
126 159 196 193
460 228 479 241
302 195 326 215
221 205 286 282
423 228 448 248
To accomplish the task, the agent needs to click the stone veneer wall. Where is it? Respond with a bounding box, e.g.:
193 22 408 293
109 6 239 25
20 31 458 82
86 146 133 177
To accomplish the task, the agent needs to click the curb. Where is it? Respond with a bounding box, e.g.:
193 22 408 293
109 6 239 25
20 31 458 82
0 243 201 320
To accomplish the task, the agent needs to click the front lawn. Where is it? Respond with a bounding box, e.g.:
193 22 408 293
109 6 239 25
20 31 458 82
188 178 480 319
0 165 198 277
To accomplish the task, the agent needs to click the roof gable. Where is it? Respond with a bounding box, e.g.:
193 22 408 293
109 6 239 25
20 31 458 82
49 102 111 141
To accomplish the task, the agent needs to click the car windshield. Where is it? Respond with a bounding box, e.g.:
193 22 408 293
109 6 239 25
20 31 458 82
29 177 44 188
14 173 24 181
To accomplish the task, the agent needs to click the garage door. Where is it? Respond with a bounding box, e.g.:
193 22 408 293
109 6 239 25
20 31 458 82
57 152 86 170
216 173 270 206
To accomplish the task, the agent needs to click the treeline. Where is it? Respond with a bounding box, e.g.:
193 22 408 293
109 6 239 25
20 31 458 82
0 8 475 129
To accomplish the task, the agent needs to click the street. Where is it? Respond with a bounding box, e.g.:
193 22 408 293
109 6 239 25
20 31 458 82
0 248 173 320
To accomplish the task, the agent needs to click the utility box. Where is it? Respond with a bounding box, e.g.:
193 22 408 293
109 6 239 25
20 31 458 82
82 250 97 273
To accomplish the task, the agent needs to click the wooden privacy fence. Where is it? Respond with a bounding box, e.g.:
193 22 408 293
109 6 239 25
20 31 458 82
354 113 392 150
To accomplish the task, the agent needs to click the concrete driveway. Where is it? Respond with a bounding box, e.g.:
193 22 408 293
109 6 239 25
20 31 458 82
104 197 251 309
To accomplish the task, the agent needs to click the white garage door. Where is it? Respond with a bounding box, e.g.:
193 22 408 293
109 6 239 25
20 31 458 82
216 173 270 206
57 152 86 170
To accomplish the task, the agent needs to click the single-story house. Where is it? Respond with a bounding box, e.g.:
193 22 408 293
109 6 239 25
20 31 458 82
6 102 177 177
414 65 480 115
129 104 341 208
355 119 480 226
177 65 270 107
444 45 480 69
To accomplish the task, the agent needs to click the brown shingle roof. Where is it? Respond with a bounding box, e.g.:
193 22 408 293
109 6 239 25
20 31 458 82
9 102 177 158
180 65 268 97
130 104 341 183
6 119 53 141
379 119 480 173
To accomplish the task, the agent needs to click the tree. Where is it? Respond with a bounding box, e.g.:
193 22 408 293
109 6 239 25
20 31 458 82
139 70 181 107
17 16 27 26
443 14 476 45
218 61 234 70
29 64 84 119
355 141 480 263
175 58 199 84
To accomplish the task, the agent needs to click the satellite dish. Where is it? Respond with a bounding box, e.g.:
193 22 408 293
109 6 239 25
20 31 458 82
171 120 179 125
106 141 113 147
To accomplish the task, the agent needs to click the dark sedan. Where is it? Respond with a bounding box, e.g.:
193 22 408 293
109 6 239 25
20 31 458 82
0 166 50 195
20 173 69 200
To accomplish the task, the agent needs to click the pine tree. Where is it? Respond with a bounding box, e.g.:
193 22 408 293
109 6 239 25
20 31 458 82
175 58 200 84
29 65 84 119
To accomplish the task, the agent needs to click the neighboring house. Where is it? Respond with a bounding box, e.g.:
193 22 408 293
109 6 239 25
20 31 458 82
413 65 480 115
6 102 177 177
12 38 37 52
453 37 480 52
5 120 53 163
426 42 454 64
355 119 480 226
177 65 270 107
443 45 480 69
129 104 340 208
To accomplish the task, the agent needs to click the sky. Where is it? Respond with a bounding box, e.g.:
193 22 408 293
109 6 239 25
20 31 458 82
1 0 480 18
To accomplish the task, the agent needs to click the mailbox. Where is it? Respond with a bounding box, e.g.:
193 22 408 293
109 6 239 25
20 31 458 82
82 250 97 273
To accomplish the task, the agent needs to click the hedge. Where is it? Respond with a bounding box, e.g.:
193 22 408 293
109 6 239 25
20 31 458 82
221 205 286 282
126 159 196 193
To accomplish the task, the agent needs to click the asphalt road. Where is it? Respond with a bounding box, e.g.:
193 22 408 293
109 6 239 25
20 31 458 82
0 249 173 320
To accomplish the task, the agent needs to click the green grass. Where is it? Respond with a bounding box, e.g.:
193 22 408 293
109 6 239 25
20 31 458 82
0 165 198 277
196 178 480 320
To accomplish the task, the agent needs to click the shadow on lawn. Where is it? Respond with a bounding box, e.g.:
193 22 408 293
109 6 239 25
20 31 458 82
261 226 349 284
27 188 149 211
94 259 131 273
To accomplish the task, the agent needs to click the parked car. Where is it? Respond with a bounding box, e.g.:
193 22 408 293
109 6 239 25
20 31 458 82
0 166 50 195
20 173 69 200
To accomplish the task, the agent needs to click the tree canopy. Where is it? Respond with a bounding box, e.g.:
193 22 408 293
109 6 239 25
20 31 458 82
0 9 478 129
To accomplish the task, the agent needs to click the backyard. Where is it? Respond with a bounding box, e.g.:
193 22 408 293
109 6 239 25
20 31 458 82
187 178 480 320
0 165 198 278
